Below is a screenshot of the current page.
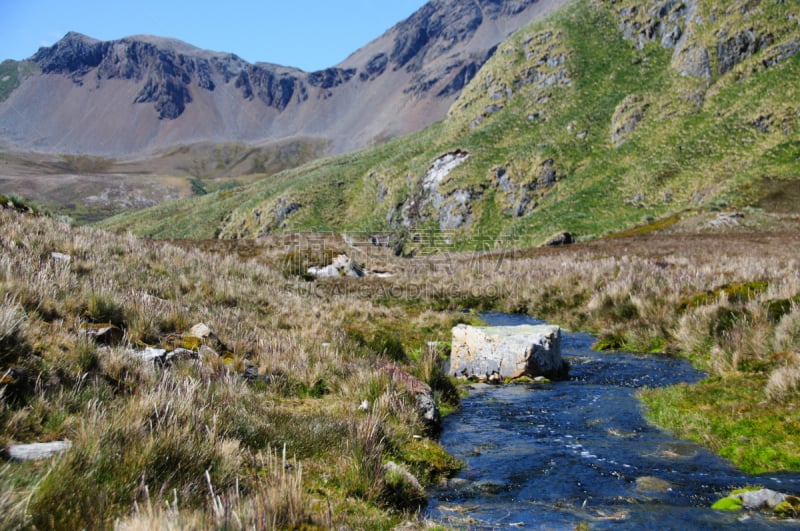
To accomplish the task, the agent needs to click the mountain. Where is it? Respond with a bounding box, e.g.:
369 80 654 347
0 0 568 157
99 0 800 247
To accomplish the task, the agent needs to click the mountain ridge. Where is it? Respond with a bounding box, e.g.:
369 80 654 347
0 0 568 157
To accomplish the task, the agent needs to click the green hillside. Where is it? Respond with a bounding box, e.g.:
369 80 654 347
100 0 800 246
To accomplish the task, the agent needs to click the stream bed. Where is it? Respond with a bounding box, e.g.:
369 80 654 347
426 313 800 529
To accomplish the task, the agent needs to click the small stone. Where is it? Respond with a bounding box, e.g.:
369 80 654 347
738 488 786 511
199 345 218 357
545 231 573 247
8 441 72 461
358 400 370 412
139 348 166 362
307 255 364 279
51 252 71 264
80 324 123 345
188 323 215 339
635 476 673 494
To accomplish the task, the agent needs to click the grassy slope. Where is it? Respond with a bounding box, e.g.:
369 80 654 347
100 0 800 246
0 207 469 528
0 61 21 103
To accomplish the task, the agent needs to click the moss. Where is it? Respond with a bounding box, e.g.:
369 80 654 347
380 466 427 512
730 485 763 495
774 496 800 517
392 438 462 486
506 375 551 384
182 336 202 350
711 496 743 511
677 281 770 312
765 295 800 323
593 333 625 351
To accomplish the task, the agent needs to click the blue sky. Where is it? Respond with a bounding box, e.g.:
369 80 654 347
0 0 428 71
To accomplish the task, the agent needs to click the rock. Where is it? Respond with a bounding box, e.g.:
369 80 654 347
545 231 574 247
671 37 711 78
382 364 440 429
635 476 673 494
307 254 365 278
763 40 799 69
199 344 219 357
738 489 786 511
80 323 123 345
7 441 72 461
708 212 744 228
188 323 216 340
393 151 484 231
139 347 167 362
611 95 650 146
450 324 565 381
51 252 71 263
718 30 772 75
166 348 199 361
185 323 227 352
714 488 797 514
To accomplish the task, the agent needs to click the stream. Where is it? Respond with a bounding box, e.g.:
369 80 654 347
426 313 800 530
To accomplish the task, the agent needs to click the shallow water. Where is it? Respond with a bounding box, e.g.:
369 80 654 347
426 313 800 530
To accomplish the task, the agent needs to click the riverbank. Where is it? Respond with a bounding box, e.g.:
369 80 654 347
427 314 800 528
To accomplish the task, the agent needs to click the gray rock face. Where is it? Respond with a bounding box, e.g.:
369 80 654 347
718 29 773 75
612 0 711 79
395 150 484 231
450 324 565 380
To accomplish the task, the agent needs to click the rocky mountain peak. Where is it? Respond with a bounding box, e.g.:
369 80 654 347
2 0 568 156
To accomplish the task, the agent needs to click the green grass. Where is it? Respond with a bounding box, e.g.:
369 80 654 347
641 376 800 474
0 60 20 102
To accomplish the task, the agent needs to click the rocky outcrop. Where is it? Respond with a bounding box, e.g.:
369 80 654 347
394 150 484 231
610 0 711 78
611 95 650 147
717 29 773 75
493 159 560 218
762 40 800 68
450 324 566 381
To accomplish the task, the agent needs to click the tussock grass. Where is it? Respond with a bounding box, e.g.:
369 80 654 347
0 210 470 527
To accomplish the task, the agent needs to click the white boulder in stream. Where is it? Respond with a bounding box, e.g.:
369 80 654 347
450 324 565 381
